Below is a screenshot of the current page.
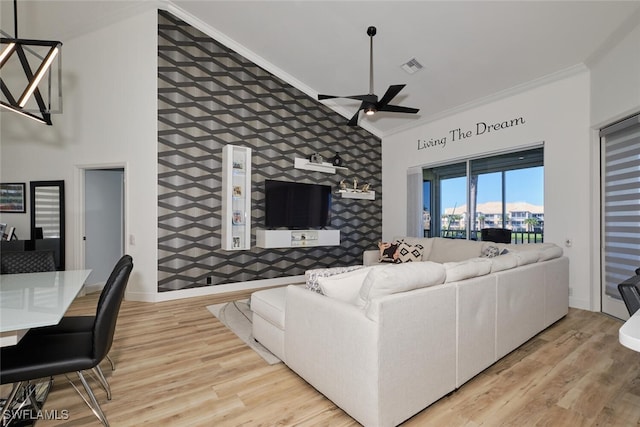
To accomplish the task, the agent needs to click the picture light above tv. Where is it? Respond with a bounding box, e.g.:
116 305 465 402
264 180 332 229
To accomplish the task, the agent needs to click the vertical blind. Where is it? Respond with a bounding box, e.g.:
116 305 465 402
602 114 640 299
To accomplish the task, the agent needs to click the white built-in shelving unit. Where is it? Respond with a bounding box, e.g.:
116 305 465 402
335 189 376 200
256 229 340 249
221 145 252 251
294 157 347 174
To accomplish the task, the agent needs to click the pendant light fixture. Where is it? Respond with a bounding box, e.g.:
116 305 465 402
1 0 62 125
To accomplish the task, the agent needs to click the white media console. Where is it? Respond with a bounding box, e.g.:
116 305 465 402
256 229 340 248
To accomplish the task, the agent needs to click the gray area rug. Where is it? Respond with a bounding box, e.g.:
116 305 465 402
207 299 281 365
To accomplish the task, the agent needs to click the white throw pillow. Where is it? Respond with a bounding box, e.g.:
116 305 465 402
356 261 446 307
318 267 376 303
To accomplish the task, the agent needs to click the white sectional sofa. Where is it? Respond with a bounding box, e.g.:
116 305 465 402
250 237 569 427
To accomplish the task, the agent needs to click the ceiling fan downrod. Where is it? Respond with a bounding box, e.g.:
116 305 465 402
367 26 376 96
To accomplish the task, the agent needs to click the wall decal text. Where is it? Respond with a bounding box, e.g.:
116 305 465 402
417 116 526 151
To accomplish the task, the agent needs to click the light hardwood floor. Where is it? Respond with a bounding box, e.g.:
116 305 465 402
10 290 640 426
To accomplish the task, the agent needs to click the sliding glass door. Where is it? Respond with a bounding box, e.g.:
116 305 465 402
423 147 544 242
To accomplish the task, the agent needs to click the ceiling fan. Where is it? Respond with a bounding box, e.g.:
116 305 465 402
318 26 419 127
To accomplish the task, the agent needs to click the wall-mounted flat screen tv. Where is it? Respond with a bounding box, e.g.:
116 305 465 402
264 180 332 228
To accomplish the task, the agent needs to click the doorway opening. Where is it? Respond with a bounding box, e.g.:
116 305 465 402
82 167 125 287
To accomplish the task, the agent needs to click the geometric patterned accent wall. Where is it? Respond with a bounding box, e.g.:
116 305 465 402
157 11 382 292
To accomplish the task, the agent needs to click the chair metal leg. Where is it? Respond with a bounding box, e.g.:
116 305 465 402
67 371 109 427
0 381 25 426
106 355 115 371
92 365 112 400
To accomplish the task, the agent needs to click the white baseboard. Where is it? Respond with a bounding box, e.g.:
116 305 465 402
569 296 592 311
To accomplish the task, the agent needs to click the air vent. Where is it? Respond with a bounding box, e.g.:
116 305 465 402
400 58 424 74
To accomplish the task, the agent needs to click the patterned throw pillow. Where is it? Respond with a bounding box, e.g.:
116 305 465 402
378 241 400 263
482 245 500 258
305 265 365 293
395 241 424 263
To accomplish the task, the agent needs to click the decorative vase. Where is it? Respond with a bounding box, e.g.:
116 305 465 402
332 152 343 167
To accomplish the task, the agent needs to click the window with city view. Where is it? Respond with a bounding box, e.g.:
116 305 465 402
422 147 544 243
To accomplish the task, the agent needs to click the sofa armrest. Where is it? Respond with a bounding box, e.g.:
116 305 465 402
284 283 458 427
363 249 380 266
284 285 380 426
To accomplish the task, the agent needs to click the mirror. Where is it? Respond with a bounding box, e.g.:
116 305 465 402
30 180 65 269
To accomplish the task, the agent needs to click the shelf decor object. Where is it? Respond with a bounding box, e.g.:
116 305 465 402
222 145 251 250
332 152 343 167
294 157 347 174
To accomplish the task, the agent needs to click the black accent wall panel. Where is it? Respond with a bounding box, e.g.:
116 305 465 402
157 11 382 291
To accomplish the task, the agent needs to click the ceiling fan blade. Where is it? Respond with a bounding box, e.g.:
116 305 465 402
319 93 376 102
378 104 420 114
376 84 406 109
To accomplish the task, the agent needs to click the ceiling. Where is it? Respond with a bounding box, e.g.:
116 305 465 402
2 1 639 136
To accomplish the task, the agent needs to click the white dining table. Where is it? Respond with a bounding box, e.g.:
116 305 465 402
0 269 91 347
620 310 640 352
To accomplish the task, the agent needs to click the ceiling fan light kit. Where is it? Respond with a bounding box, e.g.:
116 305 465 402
318 25 419 127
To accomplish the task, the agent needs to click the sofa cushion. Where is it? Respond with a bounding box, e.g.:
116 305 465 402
305 265 364 293
490 253 519 272
318 267 376 303
443 258 492 283
251 286 288 329
427 238 485 263
538 245 563 261
356 261 446 307
514 250 540 266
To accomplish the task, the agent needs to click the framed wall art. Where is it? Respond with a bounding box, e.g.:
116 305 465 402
0 183 26 213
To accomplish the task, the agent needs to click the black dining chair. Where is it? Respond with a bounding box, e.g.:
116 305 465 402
0 250 56 274
27 255 133 374
0 256 133 426
618 269 640 316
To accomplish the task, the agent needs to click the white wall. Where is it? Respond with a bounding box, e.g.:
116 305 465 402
383 71 592 310
588 19 640 315
0 10 158 301
590 20 640 127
